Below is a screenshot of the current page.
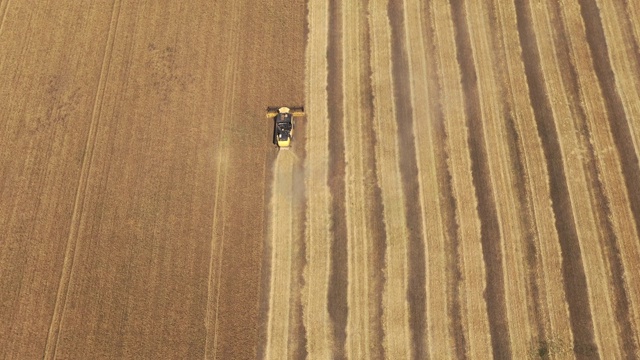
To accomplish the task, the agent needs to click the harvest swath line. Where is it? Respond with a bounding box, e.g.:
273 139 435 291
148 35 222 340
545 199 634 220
426 2 467 358
543 1 624 355
492 0 554 344
265 152 297 360
389 1 426 358
554 0 639 355
342 1 386 358
302 0 334 356
368 0 413 357
429 0 490 356
510 0 576 351
43 1 122 357
526 1 602 355
578 0 640 254
403 0 452 357
326 0 348 357
449 0 510 356
466 0 538 355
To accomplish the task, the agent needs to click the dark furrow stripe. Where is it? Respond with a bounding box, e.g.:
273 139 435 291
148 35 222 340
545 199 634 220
512 0 599 357
421 1 467 358
554 2 639 357
387 1 427 359
504 113 546 344
362 0 386 356
485 0 547 344
326 0 347 357
448 0 511 358
577 0 640 248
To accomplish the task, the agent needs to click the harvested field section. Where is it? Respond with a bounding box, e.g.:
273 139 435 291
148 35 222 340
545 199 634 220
2 0 640 358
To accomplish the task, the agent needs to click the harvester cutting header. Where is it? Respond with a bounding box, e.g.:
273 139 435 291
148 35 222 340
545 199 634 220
266 106 305 148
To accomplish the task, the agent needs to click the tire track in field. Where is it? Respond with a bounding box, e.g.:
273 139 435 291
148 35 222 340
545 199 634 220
388 1 426 358
342 1 386 358
368 0 412 358
204 2 242 357
265 151 297 360
556 1 640 356
326 0 348 358
0 0 10 37
404 0 455 357
577 0 640 266
449 0 510 357
43 1 122 357
302 0 334 357
520 1 601 356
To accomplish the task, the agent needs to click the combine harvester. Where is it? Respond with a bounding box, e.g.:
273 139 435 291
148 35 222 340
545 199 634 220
266 106 305 149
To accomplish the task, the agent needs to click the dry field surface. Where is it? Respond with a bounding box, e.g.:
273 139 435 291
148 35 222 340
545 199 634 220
1 0 639 359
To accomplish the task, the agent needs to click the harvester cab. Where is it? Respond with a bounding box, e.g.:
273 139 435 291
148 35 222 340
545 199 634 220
266 106 305 148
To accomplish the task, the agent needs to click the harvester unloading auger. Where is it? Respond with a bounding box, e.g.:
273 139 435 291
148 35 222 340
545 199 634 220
266 106 305 149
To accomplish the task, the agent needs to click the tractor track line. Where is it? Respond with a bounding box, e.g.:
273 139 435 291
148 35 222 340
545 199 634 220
387 2 427 358
0 0 10 38
326 0 348 358
205 2 242 357
577 0 640 258
449 0 511 357
513 0 599 355
43 1 122 357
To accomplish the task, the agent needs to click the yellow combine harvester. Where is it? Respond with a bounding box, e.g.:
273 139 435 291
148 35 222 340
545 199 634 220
266 106 305 148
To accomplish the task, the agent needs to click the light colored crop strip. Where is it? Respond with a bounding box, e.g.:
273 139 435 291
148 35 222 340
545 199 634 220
265 154 296 360
462 0 533 356
494 0 574 348
595 0 640 344
302 0 334 358
430 0 493 357
560 0 640 350
402 0 453 358
531 2 620 356
342 2 372 358
367 0 412 358
595 1 640 157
